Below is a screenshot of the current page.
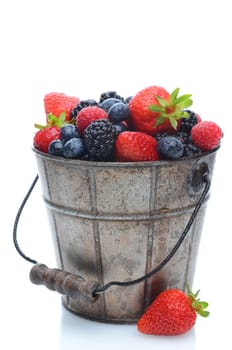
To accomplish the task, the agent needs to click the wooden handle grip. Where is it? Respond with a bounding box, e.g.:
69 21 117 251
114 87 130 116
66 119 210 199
30 264 99 303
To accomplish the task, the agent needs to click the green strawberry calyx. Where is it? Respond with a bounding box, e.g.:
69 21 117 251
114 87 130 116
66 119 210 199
148 87 193 129
34 111 73 130
186 284 210 317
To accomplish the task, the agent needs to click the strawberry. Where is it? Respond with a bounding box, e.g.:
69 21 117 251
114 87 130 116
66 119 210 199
191 121 223 151
44 92 80 121
33 126 61 153
115 131 159 162
137 286 209 336
129 86 192 135
76 106 108 135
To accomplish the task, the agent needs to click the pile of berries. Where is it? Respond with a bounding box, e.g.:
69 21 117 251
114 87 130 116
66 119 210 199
33 87 223 162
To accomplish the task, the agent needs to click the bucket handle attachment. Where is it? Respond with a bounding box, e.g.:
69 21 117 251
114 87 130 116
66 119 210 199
30 264 99 303
13 161 211 302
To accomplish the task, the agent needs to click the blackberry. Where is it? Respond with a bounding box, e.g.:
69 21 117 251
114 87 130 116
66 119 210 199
124 96 133 104
84 119 116 161
184 143 202 157
154 132 171 141
70 99 98 120
99 91 124 103
176 130 191 144
179 110 198 133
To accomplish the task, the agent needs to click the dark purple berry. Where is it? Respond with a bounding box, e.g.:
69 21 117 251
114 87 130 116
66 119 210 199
180 110 198 133
84 119 116 161
99 91 124 103
184 143 202 157
70 99 98 119
124 96 133 104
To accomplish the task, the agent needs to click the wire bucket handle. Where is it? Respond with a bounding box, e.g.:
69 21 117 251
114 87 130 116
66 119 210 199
13 161 211 304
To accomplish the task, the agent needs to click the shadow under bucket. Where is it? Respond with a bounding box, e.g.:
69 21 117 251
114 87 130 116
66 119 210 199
32 148 217 323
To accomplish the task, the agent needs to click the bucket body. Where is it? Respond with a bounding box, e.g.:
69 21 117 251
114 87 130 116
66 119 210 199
34 149 217 323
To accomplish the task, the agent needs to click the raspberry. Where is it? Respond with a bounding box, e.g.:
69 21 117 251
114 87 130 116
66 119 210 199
76 106 108 135
191 121 222 151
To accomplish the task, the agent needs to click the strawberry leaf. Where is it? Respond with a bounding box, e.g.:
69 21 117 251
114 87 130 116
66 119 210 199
47 111 67 127
155 115 166 127
148 88 194 130
174 94 192 105
174 111 184 120
198 309 210 317
59 111 67 124
34 123 47 130
186 284 210 318
155 95 168 107
198 301 209 309
178 98 193 109
35 111 69 131
169 116 178 129
148 105 164 113
170 87 180 104
182 111 190 118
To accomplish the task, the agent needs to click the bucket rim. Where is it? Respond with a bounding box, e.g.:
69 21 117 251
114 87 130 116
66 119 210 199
32 146 219 168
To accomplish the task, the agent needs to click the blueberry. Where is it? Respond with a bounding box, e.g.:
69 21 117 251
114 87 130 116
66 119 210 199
157 136 184 160
60 124 79 143
113 121 128 135
63 137 86 158
99 98 122 112
48 139 64 156
108 102 130 123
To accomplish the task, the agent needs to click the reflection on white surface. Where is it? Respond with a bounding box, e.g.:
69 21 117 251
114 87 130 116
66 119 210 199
1 0 231 349
59 306 196 350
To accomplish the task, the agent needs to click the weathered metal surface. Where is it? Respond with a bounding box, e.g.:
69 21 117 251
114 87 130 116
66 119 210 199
33 148 217 323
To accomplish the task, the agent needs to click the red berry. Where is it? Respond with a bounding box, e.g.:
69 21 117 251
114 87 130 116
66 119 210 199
33 126 61 153
129 86 193 135
137 287 209 336
129 86 171 135
196 113 202 123
44 92 80 121
137 289 196 335
76 106 108 135
115 131 159 162
191 121 222 151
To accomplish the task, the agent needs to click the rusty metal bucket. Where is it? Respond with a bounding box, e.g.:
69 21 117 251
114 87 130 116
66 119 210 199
30 148 217 323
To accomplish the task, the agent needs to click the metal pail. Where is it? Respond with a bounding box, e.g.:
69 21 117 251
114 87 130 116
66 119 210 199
32 148 217 323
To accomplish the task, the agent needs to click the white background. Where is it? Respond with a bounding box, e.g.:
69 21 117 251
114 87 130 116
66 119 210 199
0 0 231 349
